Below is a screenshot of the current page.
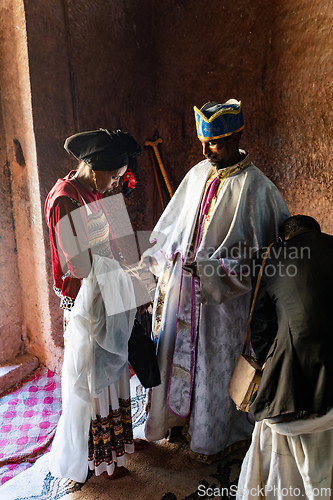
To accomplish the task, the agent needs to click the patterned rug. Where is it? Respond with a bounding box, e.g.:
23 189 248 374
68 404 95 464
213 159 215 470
0 366 147 486
0 366 62 485
0 367 248 499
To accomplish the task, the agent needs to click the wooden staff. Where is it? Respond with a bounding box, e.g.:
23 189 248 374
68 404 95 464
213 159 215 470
146 144 165 211
145 137 173 198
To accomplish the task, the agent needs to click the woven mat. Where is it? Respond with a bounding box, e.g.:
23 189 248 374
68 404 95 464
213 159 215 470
0 366 62 484
0 367 146 485
0 368 248 499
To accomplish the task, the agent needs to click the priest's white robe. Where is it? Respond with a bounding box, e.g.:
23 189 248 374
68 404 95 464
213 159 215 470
143 155 290 459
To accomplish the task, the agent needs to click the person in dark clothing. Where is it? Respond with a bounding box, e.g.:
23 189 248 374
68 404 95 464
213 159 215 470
236 215 333 499
249 214 333 421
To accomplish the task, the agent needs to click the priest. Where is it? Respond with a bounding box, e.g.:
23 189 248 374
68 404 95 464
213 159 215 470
143 99 290 462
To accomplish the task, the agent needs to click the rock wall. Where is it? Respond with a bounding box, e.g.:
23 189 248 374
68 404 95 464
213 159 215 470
0 79 24 363
151 0 332 233
0 0 60 369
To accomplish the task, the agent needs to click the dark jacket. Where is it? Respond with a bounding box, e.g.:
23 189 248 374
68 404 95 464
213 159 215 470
249 228 333 421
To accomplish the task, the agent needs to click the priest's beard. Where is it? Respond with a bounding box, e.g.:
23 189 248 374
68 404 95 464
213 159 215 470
205 155 228 170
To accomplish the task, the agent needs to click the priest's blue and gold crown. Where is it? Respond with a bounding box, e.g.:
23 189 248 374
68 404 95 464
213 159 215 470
194 99 244 140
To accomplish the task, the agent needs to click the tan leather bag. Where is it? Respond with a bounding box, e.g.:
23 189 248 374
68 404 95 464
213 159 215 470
227 243 273 412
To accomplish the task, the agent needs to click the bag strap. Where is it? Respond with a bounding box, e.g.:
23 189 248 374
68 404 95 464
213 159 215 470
242 243 274 355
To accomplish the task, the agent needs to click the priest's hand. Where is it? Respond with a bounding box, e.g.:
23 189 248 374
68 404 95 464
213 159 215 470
182 262 199 278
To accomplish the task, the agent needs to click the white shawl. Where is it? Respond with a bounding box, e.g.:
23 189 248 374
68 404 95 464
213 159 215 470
237 408 333 500
50 255 136 483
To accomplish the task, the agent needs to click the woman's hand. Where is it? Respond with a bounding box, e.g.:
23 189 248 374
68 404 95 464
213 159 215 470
137 302 152 315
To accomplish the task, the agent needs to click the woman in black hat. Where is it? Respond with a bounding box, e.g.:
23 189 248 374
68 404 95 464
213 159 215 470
45 129 143 481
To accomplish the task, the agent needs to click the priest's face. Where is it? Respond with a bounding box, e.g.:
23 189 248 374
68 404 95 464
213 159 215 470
200 134 238 169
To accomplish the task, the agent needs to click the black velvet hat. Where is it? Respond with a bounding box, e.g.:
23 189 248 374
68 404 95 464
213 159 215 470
64 129 142 197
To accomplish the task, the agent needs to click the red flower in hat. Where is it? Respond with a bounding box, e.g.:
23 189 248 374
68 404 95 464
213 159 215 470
123 168 137 189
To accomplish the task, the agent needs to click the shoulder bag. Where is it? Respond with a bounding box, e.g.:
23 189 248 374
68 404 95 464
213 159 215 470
227 243 273 412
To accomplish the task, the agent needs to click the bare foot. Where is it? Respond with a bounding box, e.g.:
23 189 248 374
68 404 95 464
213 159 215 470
134 438 150 451
101 465 129 480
